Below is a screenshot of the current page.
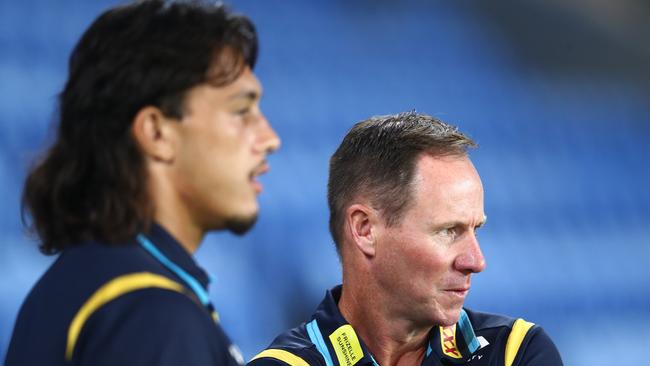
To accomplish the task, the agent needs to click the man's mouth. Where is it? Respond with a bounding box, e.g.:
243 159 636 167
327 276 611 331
250 161 270 193
445 288 469 297
443 283 471 299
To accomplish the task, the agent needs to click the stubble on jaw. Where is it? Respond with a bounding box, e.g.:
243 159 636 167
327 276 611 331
225 213 258 235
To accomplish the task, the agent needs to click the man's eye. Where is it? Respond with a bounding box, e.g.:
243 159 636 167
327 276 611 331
439 228 457 239
235 107 251 115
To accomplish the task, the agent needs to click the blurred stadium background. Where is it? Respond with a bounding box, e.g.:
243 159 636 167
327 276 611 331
1 0 649 365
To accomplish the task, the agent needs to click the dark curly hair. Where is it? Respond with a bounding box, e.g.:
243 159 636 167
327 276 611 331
22 0 258 254
327 112 477 255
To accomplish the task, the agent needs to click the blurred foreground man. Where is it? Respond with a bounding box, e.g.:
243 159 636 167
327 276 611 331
5 1 279 365
249 112 561 366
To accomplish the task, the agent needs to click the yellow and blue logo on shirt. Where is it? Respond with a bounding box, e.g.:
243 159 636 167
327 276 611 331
329 324 364 366
440 324 463 359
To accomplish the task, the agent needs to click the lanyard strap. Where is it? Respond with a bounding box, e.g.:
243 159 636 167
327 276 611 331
136 234 212 307
458 309 480 354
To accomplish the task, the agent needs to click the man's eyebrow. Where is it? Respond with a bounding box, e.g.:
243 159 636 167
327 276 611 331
228 90 261 101
434 216 487 229
432 220 465 229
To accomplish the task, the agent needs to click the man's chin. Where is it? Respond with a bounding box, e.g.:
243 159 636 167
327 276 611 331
225 213 258 235
435 307 463 327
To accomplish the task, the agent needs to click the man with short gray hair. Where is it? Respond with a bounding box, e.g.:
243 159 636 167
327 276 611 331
249 112 563 366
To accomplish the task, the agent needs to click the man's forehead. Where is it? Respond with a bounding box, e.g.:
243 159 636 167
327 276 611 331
223 68 262 95
198 67 262 101
412 155 484 211
414 154 479 184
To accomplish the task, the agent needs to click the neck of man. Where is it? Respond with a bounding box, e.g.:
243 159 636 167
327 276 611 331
154 208 203 254
149 169 204 254
338 270 430 366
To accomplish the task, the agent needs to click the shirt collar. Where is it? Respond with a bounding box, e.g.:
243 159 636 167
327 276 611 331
311 285 479 366
426 311 479 365
144 222 211 290
310 285 377 366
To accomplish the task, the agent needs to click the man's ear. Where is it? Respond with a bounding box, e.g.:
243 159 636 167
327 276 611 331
345 203 379 258
131 106 177 162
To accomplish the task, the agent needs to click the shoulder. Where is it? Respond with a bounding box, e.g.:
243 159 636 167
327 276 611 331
464 308 518 330
74 287 230 365
32 240 160 294
62 241 229 364
464 308 563 366
22 241 169 318
6 243 187 365
509 325 563 366
248 324 324 366
27 240 170 316
87 283 214 332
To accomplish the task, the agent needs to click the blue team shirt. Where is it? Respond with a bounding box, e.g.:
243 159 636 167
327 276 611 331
249 286 563 366
5 223 243 366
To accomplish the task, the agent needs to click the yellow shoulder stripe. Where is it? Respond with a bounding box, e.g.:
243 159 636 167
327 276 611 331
251 349 310 366
65 272 185 361
504 318 535 366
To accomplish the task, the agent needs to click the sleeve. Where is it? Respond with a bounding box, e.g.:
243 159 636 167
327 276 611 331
248 356 292 366
515 326 564 366
247 347 325 366
72 288 233 366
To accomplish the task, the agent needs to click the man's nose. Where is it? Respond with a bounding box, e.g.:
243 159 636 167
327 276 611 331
256 113 281 154
454 233 486 274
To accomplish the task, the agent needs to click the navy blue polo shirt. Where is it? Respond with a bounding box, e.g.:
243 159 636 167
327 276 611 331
5 223 243 366
249 286 563 366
